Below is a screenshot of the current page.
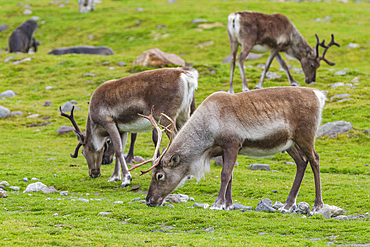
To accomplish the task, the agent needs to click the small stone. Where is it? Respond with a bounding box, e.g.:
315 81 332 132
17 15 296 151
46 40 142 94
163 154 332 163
317 121 353 137
189 197 195 202
331 82 353 88
165 194 189 203
0 23 8 32
13 57 31 65
118 62 126 66
31 16 41 21
0 106 11 118
346 43 360 49
0 90 16 97
167 0 177 2
88 34 94 39
26 114 39 119
272 201 284 210
52 213 58 217
192 18 207 24
60 101 82 112
233 203 252 211
11 111 23 117
291 202 310 215
60 191 68 196
272 190 277 193
83 73 96 77
9 186 20 191
77 198 89 203
330 94 350 100
166 204 175 208
334 215 348 220
130 184 141 191
136 7 144 11
22 177 28 182
42 186 58 194
334 70 347 76
202 227 215 232
264 71 282 80
23 182 47 193
23 9 32 15
0 185 4 189
248 163 271 171
255 198 276 212
351 77 360 83
131 197 142 202
45 86 54 90
193 203 209 209
56 126 74 135
0 191 8 198
133 156 145 163
31 178 39 181
364 130 370 135
4 56 14 63
114 201 124 204
43 101 53 107
0 181 9 186
98 212 112 216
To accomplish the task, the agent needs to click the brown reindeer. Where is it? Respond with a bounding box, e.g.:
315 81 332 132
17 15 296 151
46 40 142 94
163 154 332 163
60 68 198 187
135 87 326 214
8 20 39 53
227 11 340 93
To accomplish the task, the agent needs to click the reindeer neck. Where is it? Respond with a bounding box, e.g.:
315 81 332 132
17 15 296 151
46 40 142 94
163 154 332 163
287 28 311 61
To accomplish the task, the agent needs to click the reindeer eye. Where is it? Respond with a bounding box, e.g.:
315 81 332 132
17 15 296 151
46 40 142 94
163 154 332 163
156 173 165 181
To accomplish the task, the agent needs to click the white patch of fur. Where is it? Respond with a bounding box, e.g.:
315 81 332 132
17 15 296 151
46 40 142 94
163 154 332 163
189 152 211 182
251 44 272 53
239 140 294 158
313 89 327 133
117 117 153 133
227 13 241 42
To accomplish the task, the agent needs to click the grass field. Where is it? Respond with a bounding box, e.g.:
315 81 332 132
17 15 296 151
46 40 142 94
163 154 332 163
0 0 369 246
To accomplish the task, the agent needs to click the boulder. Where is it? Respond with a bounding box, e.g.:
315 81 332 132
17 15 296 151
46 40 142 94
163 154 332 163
132 48 185 67
248 163 271 171
0 90 16 97
316 121 353 137
0 106 10 118
56 126 74 135
255 198 276 212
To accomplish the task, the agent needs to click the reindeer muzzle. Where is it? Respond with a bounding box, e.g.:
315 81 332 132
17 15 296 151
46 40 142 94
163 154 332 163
89 169 101 178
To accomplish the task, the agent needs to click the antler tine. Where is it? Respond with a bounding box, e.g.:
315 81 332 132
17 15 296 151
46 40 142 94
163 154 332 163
59 106 82 134
319 34 340 66
315 34 328 58
70 143 82 158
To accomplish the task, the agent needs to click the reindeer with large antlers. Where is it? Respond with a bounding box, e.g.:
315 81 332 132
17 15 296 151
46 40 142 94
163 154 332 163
227 11 340 93
134 86 327 215
60 68 198 187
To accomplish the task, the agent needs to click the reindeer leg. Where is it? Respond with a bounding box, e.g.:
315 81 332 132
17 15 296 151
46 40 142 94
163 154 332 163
228 41 239 93
255 50 278 89
211 145 238 210
238 46 253 92
281 145 308 213
125 133 136 164
275 53 299 86
307 149 324 214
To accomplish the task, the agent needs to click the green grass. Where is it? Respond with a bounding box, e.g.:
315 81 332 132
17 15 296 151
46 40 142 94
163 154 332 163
0 0 369 246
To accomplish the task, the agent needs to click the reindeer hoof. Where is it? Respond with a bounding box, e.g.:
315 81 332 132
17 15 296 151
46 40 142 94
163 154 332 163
291 82 300 87
210 203 225 210
120 174 132 187
108 176 121 182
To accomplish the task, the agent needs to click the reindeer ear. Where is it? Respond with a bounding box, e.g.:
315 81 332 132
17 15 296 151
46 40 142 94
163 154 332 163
169 154 180 166
73 130 85 144
306 47 312 55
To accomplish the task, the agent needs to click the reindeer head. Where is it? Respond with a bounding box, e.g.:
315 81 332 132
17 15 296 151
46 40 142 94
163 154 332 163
60 106 105 178
301 34 340 84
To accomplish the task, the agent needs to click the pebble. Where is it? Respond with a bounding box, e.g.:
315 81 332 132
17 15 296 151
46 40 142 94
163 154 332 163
233 203 252 211
0 90 16 97
82 73 96 77
9 186 20 191
0 106 11 118
248 163 271 171
255 198 276 212
22 177 28 182
98 212 112 216
26 114 39 119
60 101 82 112
0 191 8 198
11 111 23 117
0 181 9 186
42 101 53 107
264 71 282 80
60 191 68 196
334 70 347 76
137 7 144 11
165 194 189 203
52 213 58 217
347 43 360 49
45 86 54 90
13 57 31 65
31 178 40 181
23 182 47 193
4 56 14 62
23 9 32 15
56 126 74 135
285 162 295 165
0 185 5 189
331 82 353 88
272 201 284 210
118 62 126 66
291 202 310 215
0 23 8 32
330 94 350 100
193 203 209 209
316 121 353 137
41 186 58 194
77 198 89 203
114 201 124 204
192 18 207 24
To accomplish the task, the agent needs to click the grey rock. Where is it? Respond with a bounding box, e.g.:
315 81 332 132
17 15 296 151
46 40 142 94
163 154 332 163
26 114 39 119
351 77 360 83
0 191 8 198
77 198 89 203
114 201 124 204
0 181 9 186
364 129 370 134
4 56 15 63
23 182 47 193
98 212 112 216
315 204 344 219
285 162 295 165
31 178 40 181
248 163 271 171
30 16 41 21
337 98 353 103
0 106 11 118
272 201 284 210
330 93 350 100
43 101 53 107
56 126 74 135
202 227 215 232
166 204 175 208
193 203 209 209
131 197 142 202
334 215 348 220
331 82 353 88
334 70 347 76
42 186 58 194
60 101 82 112
291 202 310 215
118 61 126 66
165 194 189 203
60 191 68 196
264 71 282 80
9 186 20 191
255 198 276 212
137 7 144 11
0 90 16 97
0 23 8 32
317 121 353 137
22 177 28 182
82 73 96 77
23 9 32 15
168 0 177 2
11 111 23 117
189 197 195 202
0 185 5 189
51 213 58 217
13 57 31 65
192 18 207 23
233 203 252 211
347 43 360 49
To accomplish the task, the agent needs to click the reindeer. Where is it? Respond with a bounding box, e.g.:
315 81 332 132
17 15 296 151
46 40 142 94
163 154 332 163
79 0 95 13
8 20 39 53
134 87 327 214
60 68 198 187
48 46 114 55
227 11 340 93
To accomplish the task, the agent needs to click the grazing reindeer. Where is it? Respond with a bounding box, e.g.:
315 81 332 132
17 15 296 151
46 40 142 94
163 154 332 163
227 11 340 93
48 46 114 55
136 87 327 214
8 20 39 53
60 68 198 187
79 0 95 13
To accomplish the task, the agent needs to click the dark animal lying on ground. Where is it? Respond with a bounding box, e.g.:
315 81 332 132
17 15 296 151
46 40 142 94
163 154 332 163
48 46 114 55
8 20 39 53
